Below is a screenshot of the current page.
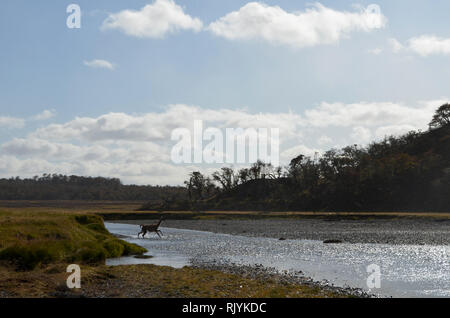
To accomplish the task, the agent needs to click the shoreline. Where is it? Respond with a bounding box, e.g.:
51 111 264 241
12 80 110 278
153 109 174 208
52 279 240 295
112 218 450 245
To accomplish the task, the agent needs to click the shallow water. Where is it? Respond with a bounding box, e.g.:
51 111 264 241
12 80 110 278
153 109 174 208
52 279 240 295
105 222 449 298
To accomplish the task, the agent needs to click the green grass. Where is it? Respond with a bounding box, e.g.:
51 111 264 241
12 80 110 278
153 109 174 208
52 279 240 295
0 210 146 270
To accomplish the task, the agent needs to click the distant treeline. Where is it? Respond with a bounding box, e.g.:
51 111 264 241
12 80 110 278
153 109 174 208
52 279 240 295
141 104 450 212
0 174 186 201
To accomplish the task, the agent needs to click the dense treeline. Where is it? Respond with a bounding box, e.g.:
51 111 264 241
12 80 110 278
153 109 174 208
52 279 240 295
0 174 186 201
142 104 450 212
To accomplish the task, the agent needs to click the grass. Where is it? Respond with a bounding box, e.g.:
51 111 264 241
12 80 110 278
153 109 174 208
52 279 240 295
0 209 146 270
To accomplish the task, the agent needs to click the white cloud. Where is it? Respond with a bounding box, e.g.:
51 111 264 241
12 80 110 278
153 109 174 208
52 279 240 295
390 35 450 56
368 48 382 55
101 0 203 38
0 110 56 129
208 2 387 48
304 100 448 129
407 35 450 56
351 126 372 144
32 110 55 121
0 116 25 129
83 59 115 70
2 138 84 159
375 125 417 140
317 135 333 146
388 38 404 53
32 105 304 143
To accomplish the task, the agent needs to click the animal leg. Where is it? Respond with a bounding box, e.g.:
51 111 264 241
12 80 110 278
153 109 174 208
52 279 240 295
155 230 162 238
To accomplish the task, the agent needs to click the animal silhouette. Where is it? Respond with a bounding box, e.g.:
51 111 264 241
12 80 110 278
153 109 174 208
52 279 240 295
138 217 164 238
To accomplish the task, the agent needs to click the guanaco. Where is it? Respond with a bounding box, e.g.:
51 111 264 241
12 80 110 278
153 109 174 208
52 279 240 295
138 217 164 238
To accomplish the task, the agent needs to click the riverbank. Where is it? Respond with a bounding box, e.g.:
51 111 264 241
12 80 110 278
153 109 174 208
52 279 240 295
115 218 450 245
2 203 448 298
0 208 358 298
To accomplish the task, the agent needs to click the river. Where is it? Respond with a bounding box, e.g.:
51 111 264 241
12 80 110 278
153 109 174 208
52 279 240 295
105 222 449 298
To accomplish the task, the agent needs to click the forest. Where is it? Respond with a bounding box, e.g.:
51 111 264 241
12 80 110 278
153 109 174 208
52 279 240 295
142 104 450 212
0 174 186 201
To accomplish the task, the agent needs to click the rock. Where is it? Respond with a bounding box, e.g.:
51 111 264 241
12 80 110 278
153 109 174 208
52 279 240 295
279 237 286 241
133 255 153 259
323 239 343 244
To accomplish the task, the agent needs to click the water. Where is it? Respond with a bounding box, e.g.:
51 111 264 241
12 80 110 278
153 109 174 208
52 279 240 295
105 222 449 298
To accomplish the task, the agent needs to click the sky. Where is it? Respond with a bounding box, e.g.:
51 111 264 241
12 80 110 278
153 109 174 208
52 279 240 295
0 0 449 185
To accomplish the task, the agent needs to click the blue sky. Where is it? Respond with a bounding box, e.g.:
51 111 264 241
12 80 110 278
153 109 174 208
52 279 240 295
0 0 449 184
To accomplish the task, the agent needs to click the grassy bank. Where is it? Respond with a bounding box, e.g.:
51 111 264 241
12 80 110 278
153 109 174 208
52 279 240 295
0 209 146 270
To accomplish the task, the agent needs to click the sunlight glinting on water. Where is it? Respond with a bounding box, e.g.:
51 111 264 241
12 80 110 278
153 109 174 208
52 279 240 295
105 223 450 298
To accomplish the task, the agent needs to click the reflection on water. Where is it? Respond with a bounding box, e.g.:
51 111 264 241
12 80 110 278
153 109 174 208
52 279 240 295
105 222 449 298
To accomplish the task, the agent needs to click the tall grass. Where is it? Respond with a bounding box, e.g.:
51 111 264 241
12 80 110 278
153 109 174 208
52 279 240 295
0 210 146 270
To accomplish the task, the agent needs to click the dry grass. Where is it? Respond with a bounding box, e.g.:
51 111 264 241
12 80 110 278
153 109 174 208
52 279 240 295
1 201 448 220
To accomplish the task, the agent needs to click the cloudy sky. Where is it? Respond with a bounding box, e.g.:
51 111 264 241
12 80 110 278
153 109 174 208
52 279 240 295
0 0 449 185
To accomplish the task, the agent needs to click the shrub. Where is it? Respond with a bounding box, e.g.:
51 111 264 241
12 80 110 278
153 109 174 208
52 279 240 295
0 245 56 270
121 241 146 256
85 223 109 234
74 215 103 225
74 245 107 264
103 239 125 258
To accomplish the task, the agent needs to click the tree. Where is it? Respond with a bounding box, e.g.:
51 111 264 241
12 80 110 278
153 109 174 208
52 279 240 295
429 103 450 129
237 168 250 184
249 160 265 180
184 171 208 202
212 167 237 191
